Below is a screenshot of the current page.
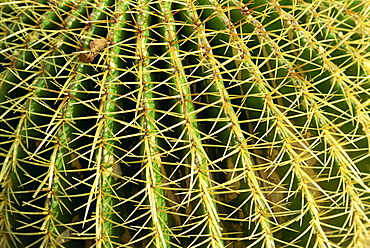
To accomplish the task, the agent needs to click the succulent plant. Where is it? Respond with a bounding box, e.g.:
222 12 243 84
1 0 370 247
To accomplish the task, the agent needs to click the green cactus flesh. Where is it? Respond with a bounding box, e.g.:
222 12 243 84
1 0 370 247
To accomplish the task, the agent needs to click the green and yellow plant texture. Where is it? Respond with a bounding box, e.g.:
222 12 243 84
1 0 370 247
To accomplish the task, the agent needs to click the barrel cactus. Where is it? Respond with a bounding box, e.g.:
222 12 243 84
1 0 370 247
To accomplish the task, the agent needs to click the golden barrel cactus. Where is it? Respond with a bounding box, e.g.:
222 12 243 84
1 0 370 247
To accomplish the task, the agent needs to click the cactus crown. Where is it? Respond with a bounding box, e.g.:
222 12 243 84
1 0 370 247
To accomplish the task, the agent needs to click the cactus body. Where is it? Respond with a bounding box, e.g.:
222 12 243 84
1 0 370 247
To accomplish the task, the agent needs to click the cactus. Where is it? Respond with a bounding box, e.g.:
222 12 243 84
1 0 370 247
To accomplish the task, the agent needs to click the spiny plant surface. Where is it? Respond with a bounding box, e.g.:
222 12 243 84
1 0 370 247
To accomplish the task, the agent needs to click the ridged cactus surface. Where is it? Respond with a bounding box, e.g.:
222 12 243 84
1 0 370 247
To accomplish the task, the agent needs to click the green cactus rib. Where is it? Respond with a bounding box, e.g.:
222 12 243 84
1 0 370 248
